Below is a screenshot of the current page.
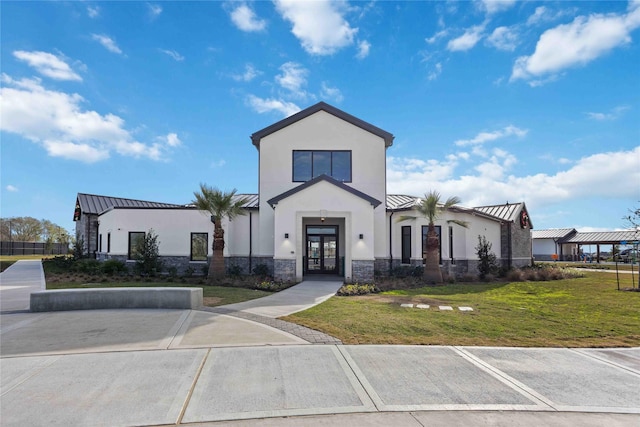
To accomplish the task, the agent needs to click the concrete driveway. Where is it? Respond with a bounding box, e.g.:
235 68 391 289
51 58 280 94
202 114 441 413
1 261 639 426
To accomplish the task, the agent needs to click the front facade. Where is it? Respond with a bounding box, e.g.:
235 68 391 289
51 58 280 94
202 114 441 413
75 102 533 282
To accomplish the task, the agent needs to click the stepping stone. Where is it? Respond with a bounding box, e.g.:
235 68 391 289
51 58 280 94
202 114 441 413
438 306 453 311
416 304 430 309
459 306 474 312
400 303 414 308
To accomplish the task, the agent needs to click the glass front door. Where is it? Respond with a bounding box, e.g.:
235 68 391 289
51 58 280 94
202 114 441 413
306 226 338 274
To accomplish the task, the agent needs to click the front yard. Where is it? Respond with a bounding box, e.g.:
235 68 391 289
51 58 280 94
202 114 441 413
282 271 640 347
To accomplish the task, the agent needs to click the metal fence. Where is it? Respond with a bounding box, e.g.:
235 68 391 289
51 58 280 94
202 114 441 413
0 241 69 256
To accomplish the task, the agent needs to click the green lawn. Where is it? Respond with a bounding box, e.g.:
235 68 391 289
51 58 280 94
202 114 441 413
282 272 640 347
46 282 273 307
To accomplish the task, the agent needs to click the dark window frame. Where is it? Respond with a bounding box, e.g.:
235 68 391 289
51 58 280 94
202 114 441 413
99 234 102 252
292 150 352 182
401 226 411 264
128 231 145 260
421 225 442 265
448 226 454 261
190 232 208 262
107 232 111 253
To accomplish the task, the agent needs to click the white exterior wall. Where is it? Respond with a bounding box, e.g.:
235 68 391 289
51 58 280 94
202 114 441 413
271 180 376 281
258 110 387 259
533 239 557 256
222 210 258 257
391 210 502 263
98 208 213 257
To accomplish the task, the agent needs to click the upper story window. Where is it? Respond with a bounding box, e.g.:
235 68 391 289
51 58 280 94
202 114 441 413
293 150 351 182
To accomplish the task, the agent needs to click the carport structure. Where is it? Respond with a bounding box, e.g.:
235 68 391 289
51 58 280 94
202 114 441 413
561 230 638 263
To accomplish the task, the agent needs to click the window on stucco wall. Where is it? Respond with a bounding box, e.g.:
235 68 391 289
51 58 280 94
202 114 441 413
421 225 442 265
128 232 145 260
191 233 208 261
293 150 351 182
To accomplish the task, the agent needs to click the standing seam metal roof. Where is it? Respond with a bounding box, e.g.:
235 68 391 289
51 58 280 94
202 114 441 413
77 193 182 215
531 228 577 239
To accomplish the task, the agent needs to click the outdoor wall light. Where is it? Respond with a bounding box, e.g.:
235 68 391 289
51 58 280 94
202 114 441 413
284 233 289 239
359 234 364 239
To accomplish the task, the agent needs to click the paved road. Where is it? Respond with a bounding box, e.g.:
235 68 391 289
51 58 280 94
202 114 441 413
1 261 639 426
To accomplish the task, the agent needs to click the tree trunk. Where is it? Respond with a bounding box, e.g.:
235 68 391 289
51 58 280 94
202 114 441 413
209 225 225 279
423 222 443 284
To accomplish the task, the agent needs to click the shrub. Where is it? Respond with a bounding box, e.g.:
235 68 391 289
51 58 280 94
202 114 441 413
506 269 524 281
133 229 162 276
74 258 101 275
101 259 127 275
458 273 478 282
167 266 178 278
337 283 380 296
184 266 195 277
201 264 209 276
252 263 269 278
390 266 423 278
476 235 499 279
227 264 243 277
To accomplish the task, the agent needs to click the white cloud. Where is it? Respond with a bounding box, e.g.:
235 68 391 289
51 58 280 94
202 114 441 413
246 95 300 117
147 3 162 19
159 49 185 61
274 0 358 55
427 63 443 81
276 62 309 98
0 74 178 163
478 0 516 15
232 64 261 82
13 51 82 82
6 185 18 192
511 6 640 84
87 6 100 18
356 40 371 59
164 133 182 147
320 82 343 103
426 29 448 44
211 159 226 168
486 26 518 51
91 34 123 55
229 3 266 32
454 125 528 147
447 24 485 51
387 146 640 211
586 105 631 121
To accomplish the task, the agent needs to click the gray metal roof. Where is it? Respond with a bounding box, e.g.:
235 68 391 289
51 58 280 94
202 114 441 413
233 193 259 209
561 231 638 244
531 228 576 239
251 102 394 148
386 194 420 210
474 203 522 222
76 193 182 216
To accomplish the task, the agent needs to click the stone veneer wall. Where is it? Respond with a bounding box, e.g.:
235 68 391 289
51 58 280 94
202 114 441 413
500 221 533 269
76 214 99 258
351 260 374 283
98 254 208 275
273 259 296 282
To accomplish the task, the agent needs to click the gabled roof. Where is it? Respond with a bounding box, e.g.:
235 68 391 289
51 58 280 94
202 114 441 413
76 193 182 216
531 228 576 240
267 174 382 208
561 230 638 244
474 203 524 223
386 194 421 210
250 102 394 148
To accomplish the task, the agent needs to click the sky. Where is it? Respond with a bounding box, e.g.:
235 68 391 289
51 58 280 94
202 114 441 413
1 0 639 238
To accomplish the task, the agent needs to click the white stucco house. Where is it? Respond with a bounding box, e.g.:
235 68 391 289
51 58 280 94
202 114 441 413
75 102 533 282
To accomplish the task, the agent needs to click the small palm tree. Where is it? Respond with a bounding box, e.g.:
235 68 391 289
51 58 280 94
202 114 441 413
397 190 468 283
192 184 249 279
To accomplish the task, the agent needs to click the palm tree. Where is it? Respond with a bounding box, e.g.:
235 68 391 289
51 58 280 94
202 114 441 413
192 184 249 279
397 190 468 284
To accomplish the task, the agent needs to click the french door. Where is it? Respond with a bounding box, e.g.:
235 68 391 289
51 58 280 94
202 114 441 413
306 226 338 274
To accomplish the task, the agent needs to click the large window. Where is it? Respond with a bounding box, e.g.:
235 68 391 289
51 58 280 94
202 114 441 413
128 232 145 260
191 233 208 261
421 225 442 265
293 150 351 182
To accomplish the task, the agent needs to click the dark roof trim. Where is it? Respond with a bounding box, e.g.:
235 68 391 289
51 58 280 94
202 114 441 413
267 174 382 208
251 102 394 148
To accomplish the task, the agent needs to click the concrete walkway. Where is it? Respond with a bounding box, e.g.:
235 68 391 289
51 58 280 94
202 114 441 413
1 261 639 426
0 260 45 312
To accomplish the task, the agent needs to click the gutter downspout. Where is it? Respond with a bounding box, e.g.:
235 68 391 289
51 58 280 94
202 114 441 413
249 211 253 274
389 211 393 274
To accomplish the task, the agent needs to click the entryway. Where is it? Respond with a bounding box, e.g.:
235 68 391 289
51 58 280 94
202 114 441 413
305 225 338 275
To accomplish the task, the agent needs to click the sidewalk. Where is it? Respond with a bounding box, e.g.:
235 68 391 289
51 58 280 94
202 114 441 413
1 261 639 426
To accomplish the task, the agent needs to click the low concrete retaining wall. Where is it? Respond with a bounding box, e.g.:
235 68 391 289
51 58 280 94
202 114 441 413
30 287 203 312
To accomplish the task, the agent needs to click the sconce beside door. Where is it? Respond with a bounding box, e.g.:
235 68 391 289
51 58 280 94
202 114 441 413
359 234 364 239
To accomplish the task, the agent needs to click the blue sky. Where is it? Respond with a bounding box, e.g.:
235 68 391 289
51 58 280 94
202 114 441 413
1 0 639 237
